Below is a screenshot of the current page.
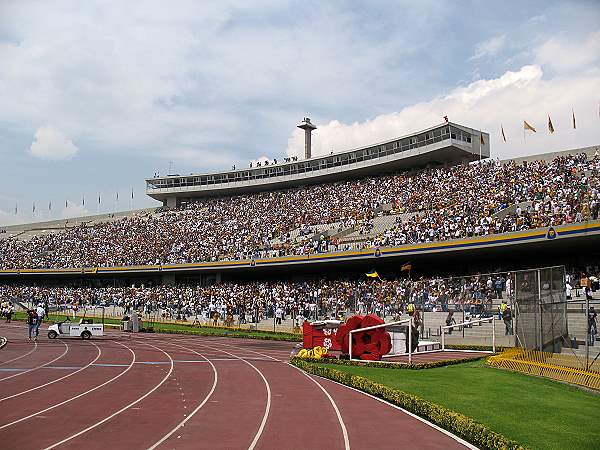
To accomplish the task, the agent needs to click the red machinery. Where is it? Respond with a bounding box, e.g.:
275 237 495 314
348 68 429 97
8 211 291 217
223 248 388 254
303 314 393 361
302 320 342 351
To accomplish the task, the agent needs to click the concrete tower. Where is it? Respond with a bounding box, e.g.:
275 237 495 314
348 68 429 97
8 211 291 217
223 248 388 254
297 117 317 159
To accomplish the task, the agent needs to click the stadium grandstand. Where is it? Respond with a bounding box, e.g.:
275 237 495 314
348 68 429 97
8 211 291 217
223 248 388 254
0 121 598 280
1 120 599 373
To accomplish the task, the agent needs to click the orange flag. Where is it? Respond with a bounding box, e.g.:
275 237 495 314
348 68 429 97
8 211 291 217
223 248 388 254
524 121 536 133
548 115 555 133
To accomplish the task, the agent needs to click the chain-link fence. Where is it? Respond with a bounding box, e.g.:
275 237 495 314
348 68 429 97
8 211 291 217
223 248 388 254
510 265 599 374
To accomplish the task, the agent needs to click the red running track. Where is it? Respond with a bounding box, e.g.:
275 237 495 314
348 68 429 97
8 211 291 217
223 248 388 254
0 324 476 450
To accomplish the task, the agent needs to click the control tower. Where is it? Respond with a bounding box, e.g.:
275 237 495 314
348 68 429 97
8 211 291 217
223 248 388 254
297 117 317 159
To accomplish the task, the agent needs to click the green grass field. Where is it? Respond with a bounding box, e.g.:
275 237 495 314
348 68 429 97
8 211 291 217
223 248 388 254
9 311 301 341
319 359 599 450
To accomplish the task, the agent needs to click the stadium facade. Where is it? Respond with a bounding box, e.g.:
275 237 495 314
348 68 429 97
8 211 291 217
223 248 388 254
146 122 490 207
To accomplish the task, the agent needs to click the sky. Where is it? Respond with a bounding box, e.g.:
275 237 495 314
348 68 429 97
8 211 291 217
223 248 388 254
0 0 599 225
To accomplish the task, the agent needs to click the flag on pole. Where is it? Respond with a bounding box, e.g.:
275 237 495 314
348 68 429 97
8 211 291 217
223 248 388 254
524 121 536 133
480 133 485 146
401 262 412 272
48 201 52 211
65 200 68 208
365 270 380 278
98 194 101 205
572 109 576 129
131 188 134 199
14 203 17 215
501 125 507 143
32 202 36 213
116 192 119 201
82 195 85 206
548 115 555 133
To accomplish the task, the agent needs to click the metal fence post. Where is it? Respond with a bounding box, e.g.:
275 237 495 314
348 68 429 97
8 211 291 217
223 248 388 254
408 318 412 364
441 325 445 351
349 330 353 361
538 269 543 351
585 293 590 371
492 318 496 353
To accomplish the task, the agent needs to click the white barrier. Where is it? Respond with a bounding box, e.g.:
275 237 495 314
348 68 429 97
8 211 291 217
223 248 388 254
441 317 496 353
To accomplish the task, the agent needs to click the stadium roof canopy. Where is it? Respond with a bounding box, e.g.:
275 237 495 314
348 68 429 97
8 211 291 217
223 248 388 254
146 122 490 207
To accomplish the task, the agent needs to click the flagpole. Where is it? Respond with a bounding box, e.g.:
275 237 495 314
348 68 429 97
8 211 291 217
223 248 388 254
479 129 482 162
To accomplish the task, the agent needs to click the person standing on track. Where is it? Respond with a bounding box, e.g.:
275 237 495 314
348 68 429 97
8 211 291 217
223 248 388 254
5 302 13 323
35 303 46 338
275 305 283 325
27 308 38 341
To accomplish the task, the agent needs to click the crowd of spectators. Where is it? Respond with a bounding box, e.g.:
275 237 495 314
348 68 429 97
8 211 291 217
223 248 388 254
0 276 506 322
0 271 539 322
2 266 598 326
1 153 599 269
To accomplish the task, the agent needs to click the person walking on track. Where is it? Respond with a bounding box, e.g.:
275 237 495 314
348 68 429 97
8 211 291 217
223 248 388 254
27 309 38 341
35 303 46 338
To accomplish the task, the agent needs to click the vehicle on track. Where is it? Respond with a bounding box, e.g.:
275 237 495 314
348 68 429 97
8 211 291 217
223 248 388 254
47 306 105 339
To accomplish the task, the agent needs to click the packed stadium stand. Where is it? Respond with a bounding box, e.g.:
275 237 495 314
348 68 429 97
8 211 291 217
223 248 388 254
1 120 599 366
1 145 599 271
0 122 598 282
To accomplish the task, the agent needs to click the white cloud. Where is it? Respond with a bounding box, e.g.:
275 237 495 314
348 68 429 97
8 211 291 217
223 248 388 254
0 1 448 160
29 126 79 160
249 155 273 167
470 34 507 61
287 62 600 160
165 148 235 171
535 31 600 73
528 14 547 25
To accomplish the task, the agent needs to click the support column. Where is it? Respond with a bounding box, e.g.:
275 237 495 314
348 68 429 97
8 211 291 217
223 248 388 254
166 197 177 209
162 273 176 285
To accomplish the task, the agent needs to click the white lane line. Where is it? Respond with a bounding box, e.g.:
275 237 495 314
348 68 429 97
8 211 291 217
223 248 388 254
224 340 473 450
0 341 38 366
149 337 271 450
0 341 136 430
211 340 349 450
312 375 477 450
43 342 174 450
0 342 101 402
294 367 350 450
147 341 218 450
0 341 69 382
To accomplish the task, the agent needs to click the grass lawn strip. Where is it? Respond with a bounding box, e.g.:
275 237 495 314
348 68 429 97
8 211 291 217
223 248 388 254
9 312 302 342
298 358 600 450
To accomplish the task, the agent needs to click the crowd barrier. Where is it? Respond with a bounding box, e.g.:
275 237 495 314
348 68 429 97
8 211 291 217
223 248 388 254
488 348 600 390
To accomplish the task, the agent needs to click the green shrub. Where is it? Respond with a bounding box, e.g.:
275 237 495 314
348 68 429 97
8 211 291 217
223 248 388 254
293 354 487 369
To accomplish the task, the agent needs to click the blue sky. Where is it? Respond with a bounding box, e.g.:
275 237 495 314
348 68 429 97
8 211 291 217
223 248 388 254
1 0 599 225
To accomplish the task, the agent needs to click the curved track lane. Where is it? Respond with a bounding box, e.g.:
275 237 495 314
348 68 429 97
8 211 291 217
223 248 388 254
0 330 475 450
0 341 135 429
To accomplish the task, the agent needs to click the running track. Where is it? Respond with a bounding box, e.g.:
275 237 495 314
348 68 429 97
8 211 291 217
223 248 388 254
0 324 476 450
